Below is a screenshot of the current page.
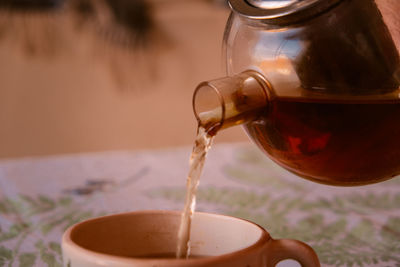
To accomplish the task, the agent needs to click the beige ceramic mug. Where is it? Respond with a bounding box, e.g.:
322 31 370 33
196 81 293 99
62 210 320 267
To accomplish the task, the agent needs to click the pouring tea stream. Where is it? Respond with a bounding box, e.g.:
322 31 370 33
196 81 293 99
179 0 399 260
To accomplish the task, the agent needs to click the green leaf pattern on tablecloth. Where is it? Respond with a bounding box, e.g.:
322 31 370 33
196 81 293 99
148 147 400 266
0 146 399 266
0 194 102 267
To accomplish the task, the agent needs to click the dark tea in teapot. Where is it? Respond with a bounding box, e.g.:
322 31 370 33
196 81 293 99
193 0 400 186
245 96 400 185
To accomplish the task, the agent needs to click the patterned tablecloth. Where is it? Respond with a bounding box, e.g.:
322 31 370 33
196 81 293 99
0 143 399 267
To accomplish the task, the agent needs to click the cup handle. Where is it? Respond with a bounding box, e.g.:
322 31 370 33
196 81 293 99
265 238 320 267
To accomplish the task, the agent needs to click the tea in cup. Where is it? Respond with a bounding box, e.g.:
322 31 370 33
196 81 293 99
62 210 320 267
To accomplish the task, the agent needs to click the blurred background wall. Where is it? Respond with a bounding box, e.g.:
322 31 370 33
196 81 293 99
0 0 248 158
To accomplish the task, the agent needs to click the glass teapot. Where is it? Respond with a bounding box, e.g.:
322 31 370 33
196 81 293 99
193 0 400 186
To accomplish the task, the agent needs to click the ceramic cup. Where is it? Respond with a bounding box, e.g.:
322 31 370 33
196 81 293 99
62 210 320 267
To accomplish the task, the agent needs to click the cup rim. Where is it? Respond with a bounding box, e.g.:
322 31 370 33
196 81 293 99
62 210 271 264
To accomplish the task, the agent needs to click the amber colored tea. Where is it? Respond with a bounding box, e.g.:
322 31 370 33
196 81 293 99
245 97 400 185
176 127 214 258
136 253 208 259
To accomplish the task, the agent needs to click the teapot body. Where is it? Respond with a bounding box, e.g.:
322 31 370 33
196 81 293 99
224 0 400 185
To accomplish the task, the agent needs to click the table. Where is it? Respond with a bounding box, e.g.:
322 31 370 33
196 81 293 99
0 143 399 266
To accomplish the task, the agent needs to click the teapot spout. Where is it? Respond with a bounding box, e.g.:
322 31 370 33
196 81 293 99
193 71 273 136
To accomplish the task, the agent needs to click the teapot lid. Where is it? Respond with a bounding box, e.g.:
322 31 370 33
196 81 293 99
228 0 342 24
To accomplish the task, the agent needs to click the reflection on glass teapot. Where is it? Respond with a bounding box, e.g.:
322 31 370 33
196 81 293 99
193 0 400 186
